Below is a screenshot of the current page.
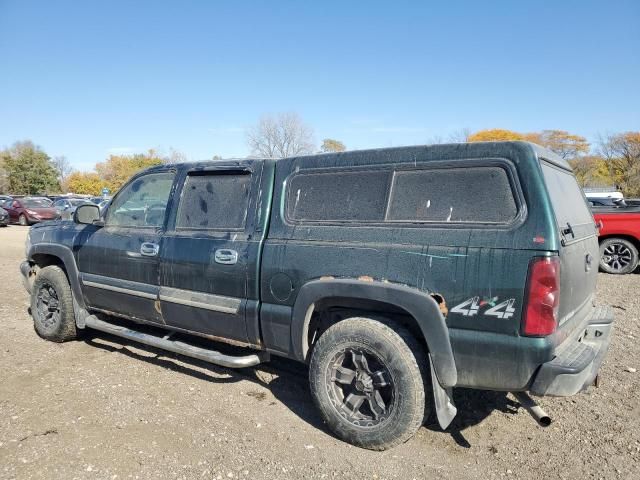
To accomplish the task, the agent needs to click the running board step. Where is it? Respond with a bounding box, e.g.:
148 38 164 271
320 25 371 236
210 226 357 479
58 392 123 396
85 315 269 368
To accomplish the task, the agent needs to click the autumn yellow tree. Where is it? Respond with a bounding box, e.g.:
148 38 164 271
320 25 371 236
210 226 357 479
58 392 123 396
66 172 105 195
468 129 589 159
95 149 165 192
599 132 640 196
537 130 590 159
568 155 613 187
320 139 346 153
467 129 540 143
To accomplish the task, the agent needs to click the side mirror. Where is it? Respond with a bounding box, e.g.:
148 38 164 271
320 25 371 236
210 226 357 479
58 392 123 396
74 204 101 225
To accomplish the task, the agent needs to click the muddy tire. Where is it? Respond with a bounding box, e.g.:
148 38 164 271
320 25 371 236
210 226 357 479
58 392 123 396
309 317 430 450
31 266 77 342
19 214 28 226
599 238 639 274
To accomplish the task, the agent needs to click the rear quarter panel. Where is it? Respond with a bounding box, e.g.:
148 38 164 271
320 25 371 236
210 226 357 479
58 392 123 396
260 142 559 389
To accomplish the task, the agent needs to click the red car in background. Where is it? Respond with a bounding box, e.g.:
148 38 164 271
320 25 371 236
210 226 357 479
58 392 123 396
3 197 60 225
592 206 640 274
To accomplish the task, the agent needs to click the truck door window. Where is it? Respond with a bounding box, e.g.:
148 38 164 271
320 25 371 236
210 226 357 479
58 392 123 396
106 172 174 228
176 173 251 230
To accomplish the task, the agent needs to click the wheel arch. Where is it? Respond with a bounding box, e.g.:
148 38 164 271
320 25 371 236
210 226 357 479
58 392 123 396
28 244 86 310
291 278 457 388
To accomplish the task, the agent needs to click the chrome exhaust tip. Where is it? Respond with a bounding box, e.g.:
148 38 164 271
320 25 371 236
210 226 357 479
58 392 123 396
512 391 552 427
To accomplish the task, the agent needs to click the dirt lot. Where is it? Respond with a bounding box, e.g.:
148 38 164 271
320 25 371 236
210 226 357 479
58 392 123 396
0 226 639 479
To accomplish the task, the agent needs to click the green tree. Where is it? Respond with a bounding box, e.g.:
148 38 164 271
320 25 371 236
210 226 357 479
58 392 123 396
0 140 59 194
0 154 9 193
320 138 346 153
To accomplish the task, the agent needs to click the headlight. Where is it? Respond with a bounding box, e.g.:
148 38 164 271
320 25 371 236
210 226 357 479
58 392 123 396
26 209 39 216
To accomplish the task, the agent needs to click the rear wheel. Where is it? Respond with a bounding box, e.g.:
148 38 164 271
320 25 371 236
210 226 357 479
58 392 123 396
31 266 77 342
19 214 28 226
309 317 430 450
599 238 639 274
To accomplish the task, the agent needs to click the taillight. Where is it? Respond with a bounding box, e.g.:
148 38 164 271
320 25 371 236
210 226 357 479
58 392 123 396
523 257 560 336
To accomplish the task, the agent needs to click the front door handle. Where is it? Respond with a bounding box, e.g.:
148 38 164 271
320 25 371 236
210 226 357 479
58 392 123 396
140 242 159 257
214 249 238 265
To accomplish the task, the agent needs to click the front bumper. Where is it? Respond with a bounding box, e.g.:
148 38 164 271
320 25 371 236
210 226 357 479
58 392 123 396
530 304 614 396
20 260 34 294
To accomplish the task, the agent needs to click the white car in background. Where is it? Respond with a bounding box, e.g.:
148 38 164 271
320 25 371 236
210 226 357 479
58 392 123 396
584 189 625 207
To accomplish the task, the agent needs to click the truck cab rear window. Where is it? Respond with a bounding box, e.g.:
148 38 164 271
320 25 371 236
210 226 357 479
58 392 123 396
287 165 518 225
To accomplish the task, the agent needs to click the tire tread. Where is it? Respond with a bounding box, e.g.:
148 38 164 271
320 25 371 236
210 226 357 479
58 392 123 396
309 316 430 450
31 265 77 342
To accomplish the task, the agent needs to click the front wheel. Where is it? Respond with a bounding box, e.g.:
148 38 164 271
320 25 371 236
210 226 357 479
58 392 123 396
599 238 639 274
19 214 28 226
309 317 430 450
31 265 77 342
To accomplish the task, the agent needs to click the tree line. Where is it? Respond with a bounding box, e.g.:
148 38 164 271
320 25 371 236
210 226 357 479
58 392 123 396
1 115 638 197
0 143 186 196
463 129 640 196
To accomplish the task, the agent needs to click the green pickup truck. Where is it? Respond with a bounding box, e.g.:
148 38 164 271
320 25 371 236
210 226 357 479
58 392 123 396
20 141 613 449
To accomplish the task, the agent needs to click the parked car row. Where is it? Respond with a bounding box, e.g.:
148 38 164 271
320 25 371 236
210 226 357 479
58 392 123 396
0 194 111 226
52 198 95 220
1 197 59 225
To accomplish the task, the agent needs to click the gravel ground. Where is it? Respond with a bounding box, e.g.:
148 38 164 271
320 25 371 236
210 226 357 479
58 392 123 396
0 225 638 479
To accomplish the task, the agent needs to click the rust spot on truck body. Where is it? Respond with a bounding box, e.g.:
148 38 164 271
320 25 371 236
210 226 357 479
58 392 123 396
431 293 448 316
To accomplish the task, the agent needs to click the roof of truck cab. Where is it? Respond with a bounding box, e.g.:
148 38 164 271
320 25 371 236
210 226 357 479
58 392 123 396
143 158 269 173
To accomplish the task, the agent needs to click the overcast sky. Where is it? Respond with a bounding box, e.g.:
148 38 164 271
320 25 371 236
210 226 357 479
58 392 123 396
1 0 638 170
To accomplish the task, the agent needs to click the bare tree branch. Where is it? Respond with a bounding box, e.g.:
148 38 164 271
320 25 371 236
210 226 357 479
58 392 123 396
246 112 315 159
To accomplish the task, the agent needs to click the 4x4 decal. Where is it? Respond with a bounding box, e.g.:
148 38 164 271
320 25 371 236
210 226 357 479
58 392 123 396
450 296 516 319
450 296 481 317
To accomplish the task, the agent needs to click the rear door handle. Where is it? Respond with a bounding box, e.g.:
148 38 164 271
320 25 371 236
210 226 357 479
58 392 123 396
140 242 160 257
214 249 238 265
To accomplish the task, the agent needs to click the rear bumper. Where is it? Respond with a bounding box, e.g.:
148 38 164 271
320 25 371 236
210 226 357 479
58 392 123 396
530 305 614 396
